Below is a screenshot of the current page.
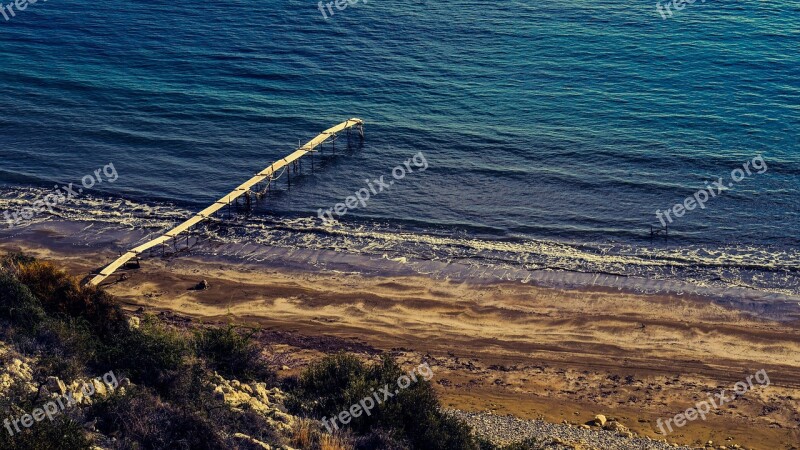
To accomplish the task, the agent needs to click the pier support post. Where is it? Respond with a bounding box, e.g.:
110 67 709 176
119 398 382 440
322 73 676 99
650 224 669 240
85 118 365 286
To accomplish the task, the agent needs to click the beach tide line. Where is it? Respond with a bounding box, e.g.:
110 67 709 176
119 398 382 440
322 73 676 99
85 118 364 286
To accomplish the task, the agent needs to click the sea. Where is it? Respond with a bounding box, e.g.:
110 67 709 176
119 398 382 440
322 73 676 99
1 0 798 306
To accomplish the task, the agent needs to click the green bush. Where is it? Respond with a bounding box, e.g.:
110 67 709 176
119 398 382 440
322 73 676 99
0 416 92 450
99 315 191 393
7 259 127 339
30 317 97 381
288 353 480 450
194 325 274 383
92 386 228 450
0 272 46 329
0 254 288 449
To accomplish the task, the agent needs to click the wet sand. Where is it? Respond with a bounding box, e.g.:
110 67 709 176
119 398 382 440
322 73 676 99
2 238 799 449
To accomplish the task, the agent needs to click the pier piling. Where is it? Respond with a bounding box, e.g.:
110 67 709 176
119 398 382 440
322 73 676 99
86 118 365 286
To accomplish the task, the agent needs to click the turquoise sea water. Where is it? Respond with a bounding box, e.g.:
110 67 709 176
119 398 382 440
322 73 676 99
0 0 798 297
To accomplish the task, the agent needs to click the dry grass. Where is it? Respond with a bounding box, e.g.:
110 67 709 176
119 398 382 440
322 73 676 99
291 419 352 450
320 433 351 450
291 419 315 449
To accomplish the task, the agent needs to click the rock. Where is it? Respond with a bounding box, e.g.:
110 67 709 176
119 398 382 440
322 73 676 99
281 365 290 371
273 410 294 425
253 383 271 403
603 420 633 438
38 386 51 398
128 316 140 329
212 375 299 435
232 433 272 450
92 378 108 398
46 376 67 395
196 280 210 290
83 418 98 431
593 414 607 427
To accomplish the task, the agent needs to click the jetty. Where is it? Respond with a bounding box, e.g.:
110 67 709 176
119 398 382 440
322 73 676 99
86 118 364 286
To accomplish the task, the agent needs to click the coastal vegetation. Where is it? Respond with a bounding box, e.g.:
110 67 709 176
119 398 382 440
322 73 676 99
0 253 544 450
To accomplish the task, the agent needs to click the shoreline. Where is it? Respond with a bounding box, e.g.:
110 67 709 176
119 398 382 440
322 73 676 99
1 236 799 449
2 220 800 319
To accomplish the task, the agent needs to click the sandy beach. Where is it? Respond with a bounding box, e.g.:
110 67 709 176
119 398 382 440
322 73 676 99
2 236 798 450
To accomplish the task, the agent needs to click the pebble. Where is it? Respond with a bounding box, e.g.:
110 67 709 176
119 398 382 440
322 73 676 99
446 410 694 450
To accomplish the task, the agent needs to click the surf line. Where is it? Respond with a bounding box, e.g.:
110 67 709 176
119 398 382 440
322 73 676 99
84 118 364 287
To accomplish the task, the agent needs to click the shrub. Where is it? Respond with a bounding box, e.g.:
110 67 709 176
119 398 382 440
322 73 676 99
193 325 274 383
99 315 191 393
29 317 97 381
288 354 480 450
0 416 92 450
9 260 127 338
0 272 46 329
92 387 227 450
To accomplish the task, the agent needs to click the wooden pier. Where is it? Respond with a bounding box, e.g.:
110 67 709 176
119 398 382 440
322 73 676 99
86 118 364 286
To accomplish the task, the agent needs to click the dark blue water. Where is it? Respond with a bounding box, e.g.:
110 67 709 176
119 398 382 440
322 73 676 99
1 0 799 297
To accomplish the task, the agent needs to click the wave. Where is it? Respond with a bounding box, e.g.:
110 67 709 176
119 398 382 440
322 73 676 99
2 187 799 311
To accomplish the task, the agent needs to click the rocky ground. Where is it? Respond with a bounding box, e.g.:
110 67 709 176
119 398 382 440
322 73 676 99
0 338 302 450
448 410 751 450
